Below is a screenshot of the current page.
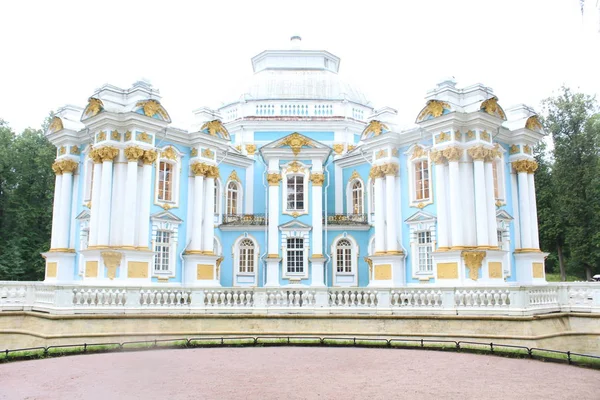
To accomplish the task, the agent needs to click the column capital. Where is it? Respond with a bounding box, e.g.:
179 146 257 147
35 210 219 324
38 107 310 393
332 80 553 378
52 161 63 175
124 146 145 162
512 159 537 173
442 146 463 162
191 162 207 176
53 159 78 174
142 149 157 165
527 160 538 174
93 146 119 162
467 145 489 161
267 173 282 186
369 165 384 179
310 173 325 186
430 149 446 165
205 165 220 179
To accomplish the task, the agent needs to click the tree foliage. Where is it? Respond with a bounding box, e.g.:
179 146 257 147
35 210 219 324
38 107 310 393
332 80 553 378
538 87 600 280
0 119 55 280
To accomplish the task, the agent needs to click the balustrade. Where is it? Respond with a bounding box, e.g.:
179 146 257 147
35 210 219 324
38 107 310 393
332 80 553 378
73 288 127 306
391 290 443 308
140 289 191 307
205 290 253 307
329 290 377 307
324 214 369 225
528 288 558 306
0 285 27 306
221 214 266 226
455 289 511 308
266 290 316 307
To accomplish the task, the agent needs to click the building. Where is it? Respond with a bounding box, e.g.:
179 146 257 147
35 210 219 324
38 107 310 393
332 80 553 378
43 37 547 288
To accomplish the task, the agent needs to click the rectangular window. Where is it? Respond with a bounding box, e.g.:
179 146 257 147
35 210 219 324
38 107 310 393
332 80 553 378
417 231 432 273
286 238 304 273
287 175 304 211
497 230 503 245
415 160 430 201
158 162 173 202
154 230 171 272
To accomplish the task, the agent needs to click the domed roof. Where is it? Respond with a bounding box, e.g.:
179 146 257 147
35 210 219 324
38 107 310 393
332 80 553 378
221 38 370 107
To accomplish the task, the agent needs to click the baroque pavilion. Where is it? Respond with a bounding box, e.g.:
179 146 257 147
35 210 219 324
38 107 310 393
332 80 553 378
43 37 547 288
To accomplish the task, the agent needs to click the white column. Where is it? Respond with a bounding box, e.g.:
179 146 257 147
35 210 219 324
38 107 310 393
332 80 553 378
88 160 103 247
57 168 75 249
267 173 280 256
444 148 464 247
373 173 386 254
472 158 489 247
516 165 532 249
485 159 498 247
137 150 156 249
110 161 126 247
384 165 399 252
50 169 62 249
510 172 521 249
311 174 324 256
123 148 142 248
190 172 204 251
528 171 540 249
431 152 449 249
334 163 343 213
97 158 114 246
203 173 215 253
245 163 254 214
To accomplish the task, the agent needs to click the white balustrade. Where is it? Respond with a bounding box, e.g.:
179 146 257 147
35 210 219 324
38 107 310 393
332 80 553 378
205 290 254 307
34 286 55 305
73 288 127 307
391 290 443 308
266 290 316 307
0 285 27 306
329 290 377 307
568 286 593 306
140 289 191 307
528 287 558 306
455 289 511 308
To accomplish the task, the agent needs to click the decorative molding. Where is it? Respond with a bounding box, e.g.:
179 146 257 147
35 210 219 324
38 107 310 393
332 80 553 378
111 130 121 141
480 97 506 120
332 144 344 155
136 99 169 120
201 120 230 139
161 146 178 160
310 173 325 186
462 250 486 280
245 144 257 155
361 120 388 139
202 148 215 158
442 146 462 162
124 146 144 161
267 173 282 186
190 148 198 157
101 251 122 280
143 149 157 165
136 132 153 144
277 132 314 156
48 117 63 133
525 115 542 132
512 159 538 174
228 170 241 182
417 100 450 121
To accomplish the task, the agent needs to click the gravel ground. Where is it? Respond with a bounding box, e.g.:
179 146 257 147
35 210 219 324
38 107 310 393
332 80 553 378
0 347 598 400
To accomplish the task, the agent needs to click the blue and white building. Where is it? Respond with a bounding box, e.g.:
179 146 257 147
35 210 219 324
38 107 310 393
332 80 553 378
43 37 547 288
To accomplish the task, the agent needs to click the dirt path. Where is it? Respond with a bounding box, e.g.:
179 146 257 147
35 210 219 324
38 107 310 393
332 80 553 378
1 347 598 399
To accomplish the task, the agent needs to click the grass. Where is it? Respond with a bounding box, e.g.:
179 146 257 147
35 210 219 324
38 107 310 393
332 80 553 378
1 337 599 369
545 273 585 282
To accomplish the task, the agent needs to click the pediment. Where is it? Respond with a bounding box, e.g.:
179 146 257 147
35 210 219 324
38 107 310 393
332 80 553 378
279 219 312 231
405 210 436 224
150 210 183 223
262 132 331 153
496 209 513 221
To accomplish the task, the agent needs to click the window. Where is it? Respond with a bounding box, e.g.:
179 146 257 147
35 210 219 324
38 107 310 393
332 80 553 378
417 231 432 273
336 239 352 273
351 181 363 214
227 181 239 214
239 239 255 273
497 229 503 245
286 238 304 273
158 161 173 202
154 230 171 272
286 175 304 211
414 160 430 201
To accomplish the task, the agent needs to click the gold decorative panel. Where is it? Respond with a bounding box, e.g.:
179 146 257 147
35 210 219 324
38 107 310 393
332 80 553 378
85 261 98 278
532 262 544 278
488 262 503 279
374 264 392 280
197 264 214 280
46 262 57 278
128 262 149 278
437 262 458 279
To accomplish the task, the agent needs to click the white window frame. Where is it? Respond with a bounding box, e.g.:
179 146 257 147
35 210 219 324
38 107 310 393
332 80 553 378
154 146 182 208
496 210 513 278
416 231 433 273
346 178 365 215
405 145 433 208
281 161 309 216
225 180 243 215
331 234 359 287
151 212 182 277
233 235 259 278
368 235 376 256
405 211 437 280
280 223 311 280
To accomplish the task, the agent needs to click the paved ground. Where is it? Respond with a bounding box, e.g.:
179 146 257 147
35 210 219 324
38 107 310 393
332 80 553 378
1 347 598 399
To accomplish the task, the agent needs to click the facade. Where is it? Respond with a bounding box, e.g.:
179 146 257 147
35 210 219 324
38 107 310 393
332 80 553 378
43 38 547 289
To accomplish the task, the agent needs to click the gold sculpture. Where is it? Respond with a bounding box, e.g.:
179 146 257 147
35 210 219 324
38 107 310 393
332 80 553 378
245 144 257 155
480 130 490 141
525 115 542 132
462 250 486 280
190 148 198 157
509 144 519 155
361 120 389 138
467 146 488 161
111 130 121 141
332 144 344 155
277 132 314 156
480 97 506 120
202 148 215 158
375 149 388 159
228 170 241 182
267 173 282 186
442 146 462 162
201 120 230 139
70 146 80 155
142 149 157 165
83 98 104 118
125 131 132 141
161 146 178 160
124 146 144 161
435 132 450 144
310 173 325 186
411 145 427 160
429 150 445 164
286 161 303 173
136 132 152 144
48 117 63 133
417 100 451 121
136 100 169 121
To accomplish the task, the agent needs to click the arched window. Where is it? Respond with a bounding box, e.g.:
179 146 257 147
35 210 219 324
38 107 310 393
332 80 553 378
336 239 353 273
414 160 430 201
351 181 363 214
158 161 173 201
286 175 304 211
226 181 239 215
239 239 255 273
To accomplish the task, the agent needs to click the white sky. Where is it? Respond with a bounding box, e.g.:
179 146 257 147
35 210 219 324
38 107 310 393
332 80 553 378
1 0 599 133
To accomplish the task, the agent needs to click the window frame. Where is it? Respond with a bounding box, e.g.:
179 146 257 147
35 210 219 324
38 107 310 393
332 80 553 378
406 145 433 208
280 223 311 280
281 162 309 216
330 234 359 287
405 211 437 280
233 235 259 286
150 211 182 277
346 178 365 215
416 231 433 273
225 179 243 216
154 146 181 209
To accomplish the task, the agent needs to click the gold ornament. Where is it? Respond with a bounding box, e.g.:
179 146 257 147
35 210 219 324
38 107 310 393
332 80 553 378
332 144 344 155
361 120 389 138
161 146 178 160
205 165 220 179
369 166 383 179
376 149 388 159
310 173 325 186
83 98 104 118
191 162 207 176
430 150 445 164
286 161 304 173
97 131 107 141
96 146 119 162
509 144 519 155
454 131 462 141
267 173 282 186
142 149 157 165
467 146 489 161
278 132 314 156
512 159 530 173
350 170 360 181
466 130 476 140
124 131 132 141
245 144 257 155
411 145 427 160
136 132 152 144
480 130 490 141
347 145 356 152
435 132 451 144
70 146 80 155
462 251 486 280
202 148 215 158
124 146 144 161
201 120 230 139
190 148 198 157
101 251 122 280
523 144 532 155
136 99 169 120
417 100 451 121
480 97 506 120
442 146 462 162
49 117 63 133
59 146 66 155
380 163 399 176
525 115 542 132
52 162 62 175
228 170 241 182
56 159 78 174
111 130 121 141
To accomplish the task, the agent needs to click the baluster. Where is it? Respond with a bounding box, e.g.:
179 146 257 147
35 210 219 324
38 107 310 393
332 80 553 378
369 291 376 307
350 291 356 307
275 291 282 306
219 292 225 306
294 291 300 306
83 289 90 306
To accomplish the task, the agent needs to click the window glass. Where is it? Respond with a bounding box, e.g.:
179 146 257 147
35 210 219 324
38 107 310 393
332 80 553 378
286 238 304 273
287 175 304 211
336 239 352 273
239 238 255 273
158 162 173 201
415 160 430 201
154 230 171 272
417 231 432 273
351 181 363 214
227 182 238 214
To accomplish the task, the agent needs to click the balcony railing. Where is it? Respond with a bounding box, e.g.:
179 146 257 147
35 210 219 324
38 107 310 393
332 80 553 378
221 214 266 226
324 213 369 225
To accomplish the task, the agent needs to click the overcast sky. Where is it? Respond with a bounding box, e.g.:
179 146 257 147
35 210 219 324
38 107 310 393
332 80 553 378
1 0 599 133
